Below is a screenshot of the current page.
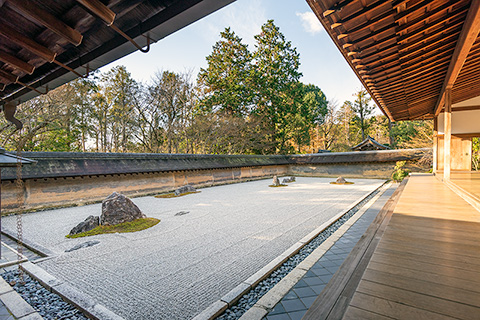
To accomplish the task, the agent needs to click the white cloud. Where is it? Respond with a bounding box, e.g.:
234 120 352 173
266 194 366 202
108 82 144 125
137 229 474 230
296 11 323 35
197 0 266 48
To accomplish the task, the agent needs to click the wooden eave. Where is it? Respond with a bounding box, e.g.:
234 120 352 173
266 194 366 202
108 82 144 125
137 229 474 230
0 0 235 103
307 0 480 121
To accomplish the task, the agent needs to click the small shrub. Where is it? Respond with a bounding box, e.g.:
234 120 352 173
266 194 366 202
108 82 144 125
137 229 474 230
391 161 410 182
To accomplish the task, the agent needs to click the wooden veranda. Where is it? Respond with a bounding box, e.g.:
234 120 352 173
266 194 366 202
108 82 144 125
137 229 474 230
305 0 480 319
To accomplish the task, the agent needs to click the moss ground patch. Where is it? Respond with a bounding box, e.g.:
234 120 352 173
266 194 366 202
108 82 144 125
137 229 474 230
66 217 160 238
329 182 354 185
269 184 288 187
154 191 200 198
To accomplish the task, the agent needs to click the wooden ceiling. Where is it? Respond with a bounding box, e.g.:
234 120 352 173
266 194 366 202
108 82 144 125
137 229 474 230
0 0 234 104
307 0 480 121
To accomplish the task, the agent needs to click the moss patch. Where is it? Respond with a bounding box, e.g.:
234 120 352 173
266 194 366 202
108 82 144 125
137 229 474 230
154 191 200 198
66 217 160 239
329 182 355 185
269 184 288 187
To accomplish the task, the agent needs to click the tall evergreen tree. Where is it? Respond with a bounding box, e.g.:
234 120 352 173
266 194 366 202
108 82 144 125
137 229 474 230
253 20 303 154
198 28 253 116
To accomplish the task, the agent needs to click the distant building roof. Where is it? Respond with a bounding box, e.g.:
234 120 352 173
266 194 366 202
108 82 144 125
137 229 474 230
352 136 390 152
316 149 332 153
0 147 37 167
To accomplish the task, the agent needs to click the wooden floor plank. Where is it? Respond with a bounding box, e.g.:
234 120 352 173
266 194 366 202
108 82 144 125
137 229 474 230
367 260 480 292
369 251 480 282
362 268 480 308
356 280 480 320
349 292 455 320
372 248 480 272
386 220 480 242
386 215 480 233
380 227 480 246
343 306 395 320
378 236 480 259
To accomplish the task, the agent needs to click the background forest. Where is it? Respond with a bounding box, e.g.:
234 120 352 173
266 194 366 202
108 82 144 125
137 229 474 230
1 20 434 155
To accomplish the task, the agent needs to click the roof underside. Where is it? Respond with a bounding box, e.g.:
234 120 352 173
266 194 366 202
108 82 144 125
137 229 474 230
0 0 234 103
308 0 480 121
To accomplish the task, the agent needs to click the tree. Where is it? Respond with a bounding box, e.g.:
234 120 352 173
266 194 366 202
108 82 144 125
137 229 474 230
351 89 373 140
147 70 195 153
198 28 253 116
253 19 303 154
318 101 339 151
390 120 433 149
100 66 139 152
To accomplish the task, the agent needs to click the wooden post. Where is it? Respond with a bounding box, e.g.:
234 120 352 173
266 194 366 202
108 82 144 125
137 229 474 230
433 117 438 173
443 88 452 181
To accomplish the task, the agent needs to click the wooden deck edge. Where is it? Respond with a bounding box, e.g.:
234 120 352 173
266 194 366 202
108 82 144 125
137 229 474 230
302 179 409 320
444 179 480 213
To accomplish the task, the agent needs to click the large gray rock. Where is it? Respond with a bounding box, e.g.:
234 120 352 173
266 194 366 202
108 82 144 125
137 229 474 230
174 185 196 196
336 176 347 184
101 192 145 226
69 215 99 235
272 175 281 186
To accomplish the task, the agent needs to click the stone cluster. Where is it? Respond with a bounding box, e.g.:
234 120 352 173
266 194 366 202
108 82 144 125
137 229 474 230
69 192 145 235
174 184 196 196
282 176 296 184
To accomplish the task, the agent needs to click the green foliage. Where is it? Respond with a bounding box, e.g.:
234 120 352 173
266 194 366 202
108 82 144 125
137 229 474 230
390 120 433 149
198 28 253 116
473 137 480 171
391 161 410 182
350 89 373 140
155 191 200 198
66 218 160 238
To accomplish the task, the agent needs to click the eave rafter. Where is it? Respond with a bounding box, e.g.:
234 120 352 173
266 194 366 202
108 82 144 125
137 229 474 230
434 0 480 115
308 0 480 121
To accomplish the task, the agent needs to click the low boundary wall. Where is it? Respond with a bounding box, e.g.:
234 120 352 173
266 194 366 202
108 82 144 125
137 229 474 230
1 149 430 212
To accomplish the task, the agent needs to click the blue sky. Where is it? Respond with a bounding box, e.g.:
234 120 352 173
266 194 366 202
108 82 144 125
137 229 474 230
101 0 364 107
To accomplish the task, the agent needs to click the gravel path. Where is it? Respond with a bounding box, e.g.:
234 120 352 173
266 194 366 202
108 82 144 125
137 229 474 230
2 177 383 320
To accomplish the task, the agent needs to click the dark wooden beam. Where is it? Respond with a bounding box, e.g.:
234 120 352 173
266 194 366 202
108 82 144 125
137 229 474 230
0 49 35 74
0 24 56 62
346 24 396 46
336 8 394 35
397 7 467 44
8 0 83 46
335 0 390 26
0 69 19 84
449 105 480 112
399 23 461 57
396 0 467 34
76 0 116 26
434 0 480 116
323 0 356 17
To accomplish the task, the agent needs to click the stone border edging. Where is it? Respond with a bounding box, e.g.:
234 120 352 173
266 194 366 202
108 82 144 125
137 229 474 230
192 181 389 320
0 276 43 319
239 182 393 319
20 262 125 320
1 229 53 258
